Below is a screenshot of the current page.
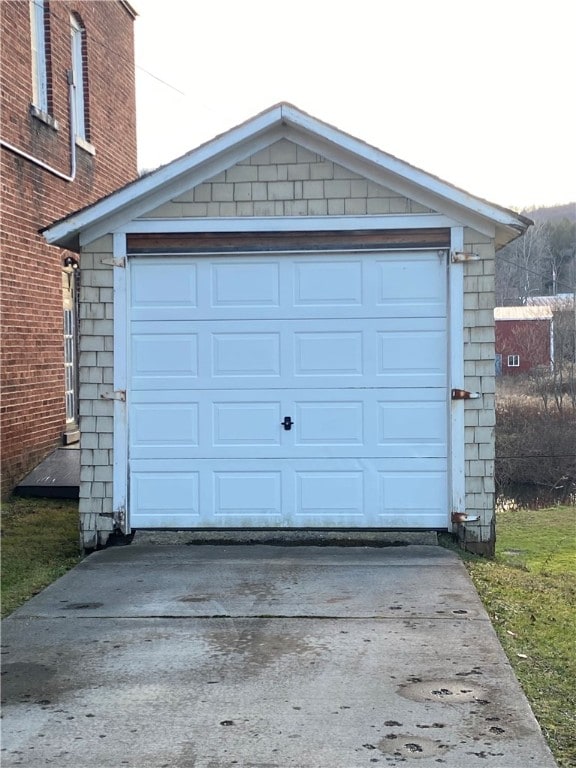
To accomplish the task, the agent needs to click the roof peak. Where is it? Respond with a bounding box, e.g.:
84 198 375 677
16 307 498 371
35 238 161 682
43 103 532 251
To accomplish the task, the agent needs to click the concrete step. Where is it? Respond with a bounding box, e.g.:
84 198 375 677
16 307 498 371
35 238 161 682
14 446 79 500
132 529 438 546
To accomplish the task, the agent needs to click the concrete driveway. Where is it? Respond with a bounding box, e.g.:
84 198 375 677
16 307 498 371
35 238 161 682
1 542 557 767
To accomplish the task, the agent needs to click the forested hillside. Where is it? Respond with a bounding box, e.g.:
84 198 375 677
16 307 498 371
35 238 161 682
496 202 576 306
523 202 576 224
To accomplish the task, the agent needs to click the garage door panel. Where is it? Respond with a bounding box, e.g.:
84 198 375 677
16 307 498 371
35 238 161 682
131 261 198 311
132 335 198 377
130 251 446 321
378 471 447 525
128 251 449 529
294 331 363 376
377 331 446 383
295 471 364 518
131 471 200 528
294 260 363 306
377 400 446 457
131 403 199 450
129 459 447 528
294 401 364 446
130 318 446 390
376 255 446 311
212 333 281 377
213 402 282 446
129 389 446 460
213 471 282 518
211 261 280 307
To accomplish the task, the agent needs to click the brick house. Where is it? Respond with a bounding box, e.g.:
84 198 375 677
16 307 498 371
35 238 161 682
494 306 553 375
44 103 531 555
0 0 138 495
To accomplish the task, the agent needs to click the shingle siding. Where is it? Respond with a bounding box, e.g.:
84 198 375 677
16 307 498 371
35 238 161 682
77 235 115 548
461 229 496 552
141 140 436 219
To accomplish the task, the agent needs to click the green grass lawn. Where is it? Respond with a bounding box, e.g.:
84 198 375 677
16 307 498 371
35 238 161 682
465 505 576 768
2 497 575 764
1 496 82 617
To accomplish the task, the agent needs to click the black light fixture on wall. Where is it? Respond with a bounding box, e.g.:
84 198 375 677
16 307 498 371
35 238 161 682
63 255 79 270
63 255 79 288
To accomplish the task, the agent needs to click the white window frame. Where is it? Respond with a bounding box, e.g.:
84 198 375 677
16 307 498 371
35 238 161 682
30 0 48 112
507 354 520 367
70 15 86 140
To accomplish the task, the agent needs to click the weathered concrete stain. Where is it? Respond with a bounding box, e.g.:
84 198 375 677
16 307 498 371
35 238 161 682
376 733 451 759
398 678 490 704
203 623 329 676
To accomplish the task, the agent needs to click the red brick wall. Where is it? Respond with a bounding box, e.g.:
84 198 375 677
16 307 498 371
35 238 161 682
495 319 552 375
1 0 137 494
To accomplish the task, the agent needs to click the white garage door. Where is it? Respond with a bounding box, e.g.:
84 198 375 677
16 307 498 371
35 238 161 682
128 251 448 529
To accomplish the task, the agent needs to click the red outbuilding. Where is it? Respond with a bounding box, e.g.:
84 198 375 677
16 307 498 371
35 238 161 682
494 306 553 375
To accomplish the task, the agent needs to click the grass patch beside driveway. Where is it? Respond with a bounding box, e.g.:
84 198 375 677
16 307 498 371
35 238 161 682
1 497 82 617
463 505 576 768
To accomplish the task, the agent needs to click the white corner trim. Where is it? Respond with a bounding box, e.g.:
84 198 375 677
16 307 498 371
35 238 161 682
449 226 465 519
112 233 129 531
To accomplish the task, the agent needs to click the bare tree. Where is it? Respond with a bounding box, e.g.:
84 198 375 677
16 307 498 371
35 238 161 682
496 217 575 306
551 299 576 411
496 223 551 305
543 218 576 295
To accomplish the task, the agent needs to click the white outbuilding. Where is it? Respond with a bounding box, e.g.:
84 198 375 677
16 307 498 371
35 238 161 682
44 104 531 553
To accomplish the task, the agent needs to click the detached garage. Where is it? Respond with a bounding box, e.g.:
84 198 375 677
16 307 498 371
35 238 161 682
44 103 530 553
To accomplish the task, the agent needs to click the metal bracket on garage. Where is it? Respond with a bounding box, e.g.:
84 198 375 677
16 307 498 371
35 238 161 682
452 512 481 523
451 251 480 263
451 389 480 400
100 256 126 267
100 389 126 401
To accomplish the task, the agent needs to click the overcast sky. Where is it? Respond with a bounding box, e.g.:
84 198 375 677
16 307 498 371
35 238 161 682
134 0 575 211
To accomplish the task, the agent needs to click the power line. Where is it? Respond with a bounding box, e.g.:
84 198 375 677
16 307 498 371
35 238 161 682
42 2 188 98
135 65 186 96
497 455 576 460
41 2 236 126
497 255 575 294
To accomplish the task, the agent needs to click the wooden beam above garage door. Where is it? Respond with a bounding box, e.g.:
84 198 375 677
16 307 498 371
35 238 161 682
127 229 450 254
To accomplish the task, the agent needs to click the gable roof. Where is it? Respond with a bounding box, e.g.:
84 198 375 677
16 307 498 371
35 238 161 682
527 294 574 309
495 306 554 321
43 102 532 251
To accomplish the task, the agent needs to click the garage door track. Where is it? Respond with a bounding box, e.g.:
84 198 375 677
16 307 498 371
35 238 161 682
1 543 557 767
